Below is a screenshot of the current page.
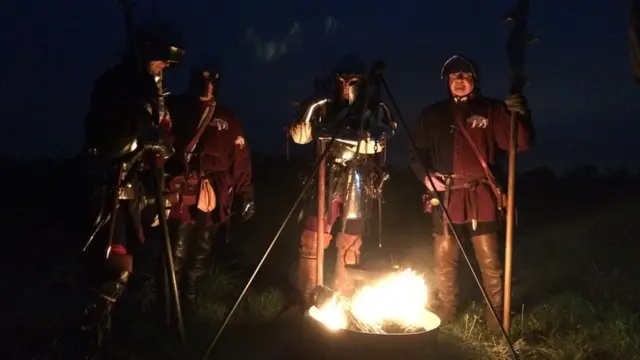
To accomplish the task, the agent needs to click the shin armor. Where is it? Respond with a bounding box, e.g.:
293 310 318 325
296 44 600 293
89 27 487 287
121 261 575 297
80 271 130 359
333 233 362 296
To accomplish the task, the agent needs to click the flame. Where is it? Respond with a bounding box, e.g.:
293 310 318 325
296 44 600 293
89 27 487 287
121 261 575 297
309 268 434 333
308 293 348 331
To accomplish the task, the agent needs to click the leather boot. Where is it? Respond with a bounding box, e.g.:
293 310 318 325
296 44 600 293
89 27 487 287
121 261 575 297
170 221 194 287
297 229 332 305
333 233 362 296
184 224 217 311
471 233 504 331
80 271 130 360
431 234 460 325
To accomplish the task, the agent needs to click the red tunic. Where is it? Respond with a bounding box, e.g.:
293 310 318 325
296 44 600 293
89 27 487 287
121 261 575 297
409 95 534 223
168 104 253 224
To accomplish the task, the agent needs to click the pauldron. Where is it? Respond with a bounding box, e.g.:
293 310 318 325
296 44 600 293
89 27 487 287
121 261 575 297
302 98 395 156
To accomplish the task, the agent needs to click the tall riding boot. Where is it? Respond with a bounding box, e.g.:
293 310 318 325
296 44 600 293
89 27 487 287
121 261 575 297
297 229 332 305
80 268 131 360
471 233 504 331
170 221 194 289
333 233 362 296
432 234 461 325
185 224 217 312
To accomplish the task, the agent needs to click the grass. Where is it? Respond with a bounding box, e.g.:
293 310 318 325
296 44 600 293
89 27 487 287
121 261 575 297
130 266 288 327
436 196 640 360
167 195 640 360
10 178 640 359
444 292 640 359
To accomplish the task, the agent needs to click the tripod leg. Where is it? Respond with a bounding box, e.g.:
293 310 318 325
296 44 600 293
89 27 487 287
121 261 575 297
377 197 383 248
151 161 186 349
163 256 171 329
83 215 109 252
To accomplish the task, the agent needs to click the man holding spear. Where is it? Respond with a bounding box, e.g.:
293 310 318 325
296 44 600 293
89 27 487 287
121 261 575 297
408 54 535 330
81 21 186 357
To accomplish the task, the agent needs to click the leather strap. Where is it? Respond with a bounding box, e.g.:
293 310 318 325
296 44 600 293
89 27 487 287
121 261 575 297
185 101 217 163
454 117 503 205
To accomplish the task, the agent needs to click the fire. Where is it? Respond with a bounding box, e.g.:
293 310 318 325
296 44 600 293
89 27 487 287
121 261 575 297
309 268 437 333
308 293 348 331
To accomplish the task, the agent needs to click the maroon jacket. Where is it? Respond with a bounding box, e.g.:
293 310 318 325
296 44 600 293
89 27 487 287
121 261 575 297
408 95 534 223
631 0 640 84
168 103 253 224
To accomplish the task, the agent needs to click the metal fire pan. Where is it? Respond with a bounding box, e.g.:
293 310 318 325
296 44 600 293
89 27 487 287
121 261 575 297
306 309 441 360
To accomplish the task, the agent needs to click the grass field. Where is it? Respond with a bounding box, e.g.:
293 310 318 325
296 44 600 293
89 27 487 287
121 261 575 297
99 194 639 360
187 193 640 359
4 166 640 359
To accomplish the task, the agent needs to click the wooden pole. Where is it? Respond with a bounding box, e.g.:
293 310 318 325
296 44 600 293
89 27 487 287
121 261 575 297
316 140 326 287
502 0 536 333
503 113 517 333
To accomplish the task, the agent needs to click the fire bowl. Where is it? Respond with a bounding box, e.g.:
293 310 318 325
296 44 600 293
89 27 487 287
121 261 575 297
344 264 401 283
305 309 441 360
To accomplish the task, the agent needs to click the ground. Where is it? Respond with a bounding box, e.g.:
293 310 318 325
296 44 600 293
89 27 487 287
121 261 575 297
3 165 640 359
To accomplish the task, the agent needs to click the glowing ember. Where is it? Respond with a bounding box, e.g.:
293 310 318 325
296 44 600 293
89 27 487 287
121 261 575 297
308 268 439 334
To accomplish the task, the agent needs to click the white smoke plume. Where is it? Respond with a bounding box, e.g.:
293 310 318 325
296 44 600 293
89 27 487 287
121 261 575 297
324 16 337 36
244 22 301 62
245 16 337 62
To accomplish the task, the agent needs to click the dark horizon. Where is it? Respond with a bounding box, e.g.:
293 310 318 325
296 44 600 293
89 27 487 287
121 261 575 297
1 1 639 172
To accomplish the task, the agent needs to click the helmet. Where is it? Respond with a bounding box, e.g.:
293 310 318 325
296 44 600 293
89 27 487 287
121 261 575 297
332 54 365 105
137 22 185 65
440 54 478 80
332 54 366 77
188 56 221 97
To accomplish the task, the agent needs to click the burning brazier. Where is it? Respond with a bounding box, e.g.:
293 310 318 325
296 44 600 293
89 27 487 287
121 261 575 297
306 268 441 360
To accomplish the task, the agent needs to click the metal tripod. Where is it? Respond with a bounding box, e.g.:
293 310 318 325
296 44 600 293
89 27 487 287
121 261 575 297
197 75 379 359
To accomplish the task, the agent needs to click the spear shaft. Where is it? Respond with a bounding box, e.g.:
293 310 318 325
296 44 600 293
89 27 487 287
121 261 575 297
503 0 537 333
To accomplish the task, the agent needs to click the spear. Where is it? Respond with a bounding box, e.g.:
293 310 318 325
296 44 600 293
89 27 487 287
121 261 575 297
502 0 537 333
117 0 187 348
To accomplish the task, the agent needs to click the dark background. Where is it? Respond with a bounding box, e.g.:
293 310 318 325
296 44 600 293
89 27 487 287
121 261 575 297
1 1 639 172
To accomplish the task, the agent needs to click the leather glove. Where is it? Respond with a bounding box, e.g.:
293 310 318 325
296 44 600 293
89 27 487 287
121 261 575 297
504 93 527 115
241 196 255 221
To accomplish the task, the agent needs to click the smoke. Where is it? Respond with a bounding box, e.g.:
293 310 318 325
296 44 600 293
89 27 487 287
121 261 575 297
324 16 337 36
244 16 338 62
244 22 300 62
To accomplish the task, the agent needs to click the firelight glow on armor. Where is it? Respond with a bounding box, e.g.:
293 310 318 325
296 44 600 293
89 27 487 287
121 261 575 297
293 98 392 156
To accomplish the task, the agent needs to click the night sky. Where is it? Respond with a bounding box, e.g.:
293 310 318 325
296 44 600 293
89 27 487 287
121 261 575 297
1 0 639 172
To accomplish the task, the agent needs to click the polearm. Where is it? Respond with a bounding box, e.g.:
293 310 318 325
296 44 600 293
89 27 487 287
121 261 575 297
503 0 537 332
118 0 141 71
316 141 326 288
117 0 186 347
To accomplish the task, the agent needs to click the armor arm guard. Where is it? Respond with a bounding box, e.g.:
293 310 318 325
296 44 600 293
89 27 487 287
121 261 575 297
288 98 330 144
379 102 397 133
